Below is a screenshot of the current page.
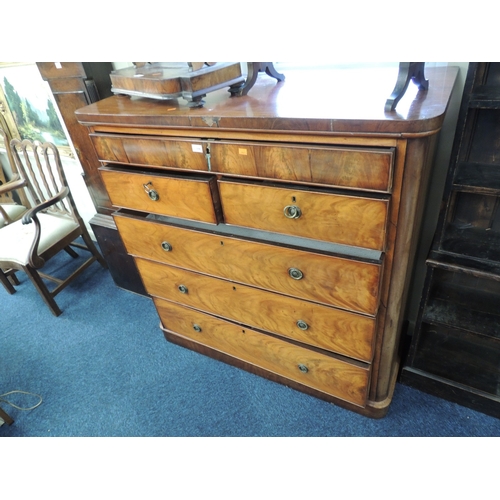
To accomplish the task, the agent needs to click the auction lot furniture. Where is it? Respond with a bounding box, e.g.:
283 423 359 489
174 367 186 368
76 65 457 417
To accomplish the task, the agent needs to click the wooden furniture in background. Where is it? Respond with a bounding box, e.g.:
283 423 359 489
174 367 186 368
110 62 246 107
76 65 457 417
401 62 500 419
37 62 146 295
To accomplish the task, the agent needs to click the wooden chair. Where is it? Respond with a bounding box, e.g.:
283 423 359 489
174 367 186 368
0 114 28 227
0 138 107 316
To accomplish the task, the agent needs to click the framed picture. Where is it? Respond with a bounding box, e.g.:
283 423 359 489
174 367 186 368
0 62 71 156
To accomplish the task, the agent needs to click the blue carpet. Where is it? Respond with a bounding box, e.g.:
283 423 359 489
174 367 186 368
1 249 500 438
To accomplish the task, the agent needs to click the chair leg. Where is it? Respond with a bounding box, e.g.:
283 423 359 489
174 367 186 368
24 266 62 316
64 246 79 258
0 406 14 425
0 268 16 294
8 270 20 285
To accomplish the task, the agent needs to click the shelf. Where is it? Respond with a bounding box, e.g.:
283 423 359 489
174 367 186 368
469 85 500 108
423 266 500 339
412 322 500 397
427 253 500 280
441 225 500 262
453 162 500 194
423 299 500 340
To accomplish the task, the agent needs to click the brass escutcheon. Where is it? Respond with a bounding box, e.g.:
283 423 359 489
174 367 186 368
283 205 302 219
161 241 172 252
296 320 309 330
288 268 303 280
143 181 159 201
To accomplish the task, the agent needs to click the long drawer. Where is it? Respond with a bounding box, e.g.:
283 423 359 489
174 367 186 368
99 166 221 223
155 298 370 407
91 133 394 194
115 213 382 315
218 179 389 250
210 141 394 193
91 134 209 171
136 258 376 362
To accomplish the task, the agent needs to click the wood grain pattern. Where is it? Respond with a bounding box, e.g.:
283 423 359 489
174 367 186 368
91 134 209 171
109 62 242 96
137 258 376 362
74 65 457 417
75 66 458 136
154 298 370 407
99 167 220 223
219 180 389 250
210 141 394 192
115 214 382 315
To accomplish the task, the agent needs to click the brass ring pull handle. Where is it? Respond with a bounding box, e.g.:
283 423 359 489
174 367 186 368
288 268 303 280
178 284 188 294
296 320 309 330
283 205 302 219
143 181 159 201
161 241 172 252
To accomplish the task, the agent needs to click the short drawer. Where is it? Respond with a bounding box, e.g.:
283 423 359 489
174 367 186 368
137 258 376 362
210 141 394 192
155 298 370 407
91 134 209 171
218 179 389 251
115 213 382 315
100 166 221 223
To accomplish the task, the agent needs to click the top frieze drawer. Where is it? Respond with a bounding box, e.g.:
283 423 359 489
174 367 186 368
209 142 395 193
90 134 209 171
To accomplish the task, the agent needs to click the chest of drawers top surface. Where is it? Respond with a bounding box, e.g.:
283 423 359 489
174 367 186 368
75 66 458 136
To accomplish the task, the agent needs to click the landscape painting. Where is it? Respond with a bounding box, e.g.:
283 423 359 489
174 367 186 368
0 63 68 149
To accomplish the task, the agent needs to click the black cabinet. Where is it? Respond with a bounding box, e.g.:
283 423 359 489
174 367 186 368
401 63 500 419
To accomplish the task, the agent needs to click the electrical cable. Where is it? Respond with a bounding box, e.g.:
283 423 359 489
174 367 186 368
0 390 43 411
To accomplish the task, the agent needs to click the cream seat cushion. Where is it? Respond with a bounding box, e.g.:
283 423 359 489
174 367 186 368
0 204 27 227
0 212 80 265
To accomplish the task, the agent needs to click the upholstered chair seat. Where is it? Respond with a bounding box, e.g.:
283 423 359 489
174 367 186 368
0 213 79 265
0 204 27 227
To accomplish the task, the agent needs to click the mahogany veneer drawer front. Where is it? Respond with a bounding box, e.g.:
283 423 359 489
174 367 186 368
210 142 395 192
137 258 376 362
156 299 370 407
99 166 221 223
91 134 209 171
92 133 394 193
219 179 389 250
114 214 382 315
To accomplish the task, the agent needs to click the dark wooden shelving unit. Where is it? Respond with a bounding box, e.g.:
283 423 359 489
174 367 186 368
401 62 500 418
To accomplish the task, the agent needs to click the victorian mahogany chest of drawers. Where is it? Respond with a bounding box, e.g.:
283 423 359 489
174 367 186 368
76 65 457 417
